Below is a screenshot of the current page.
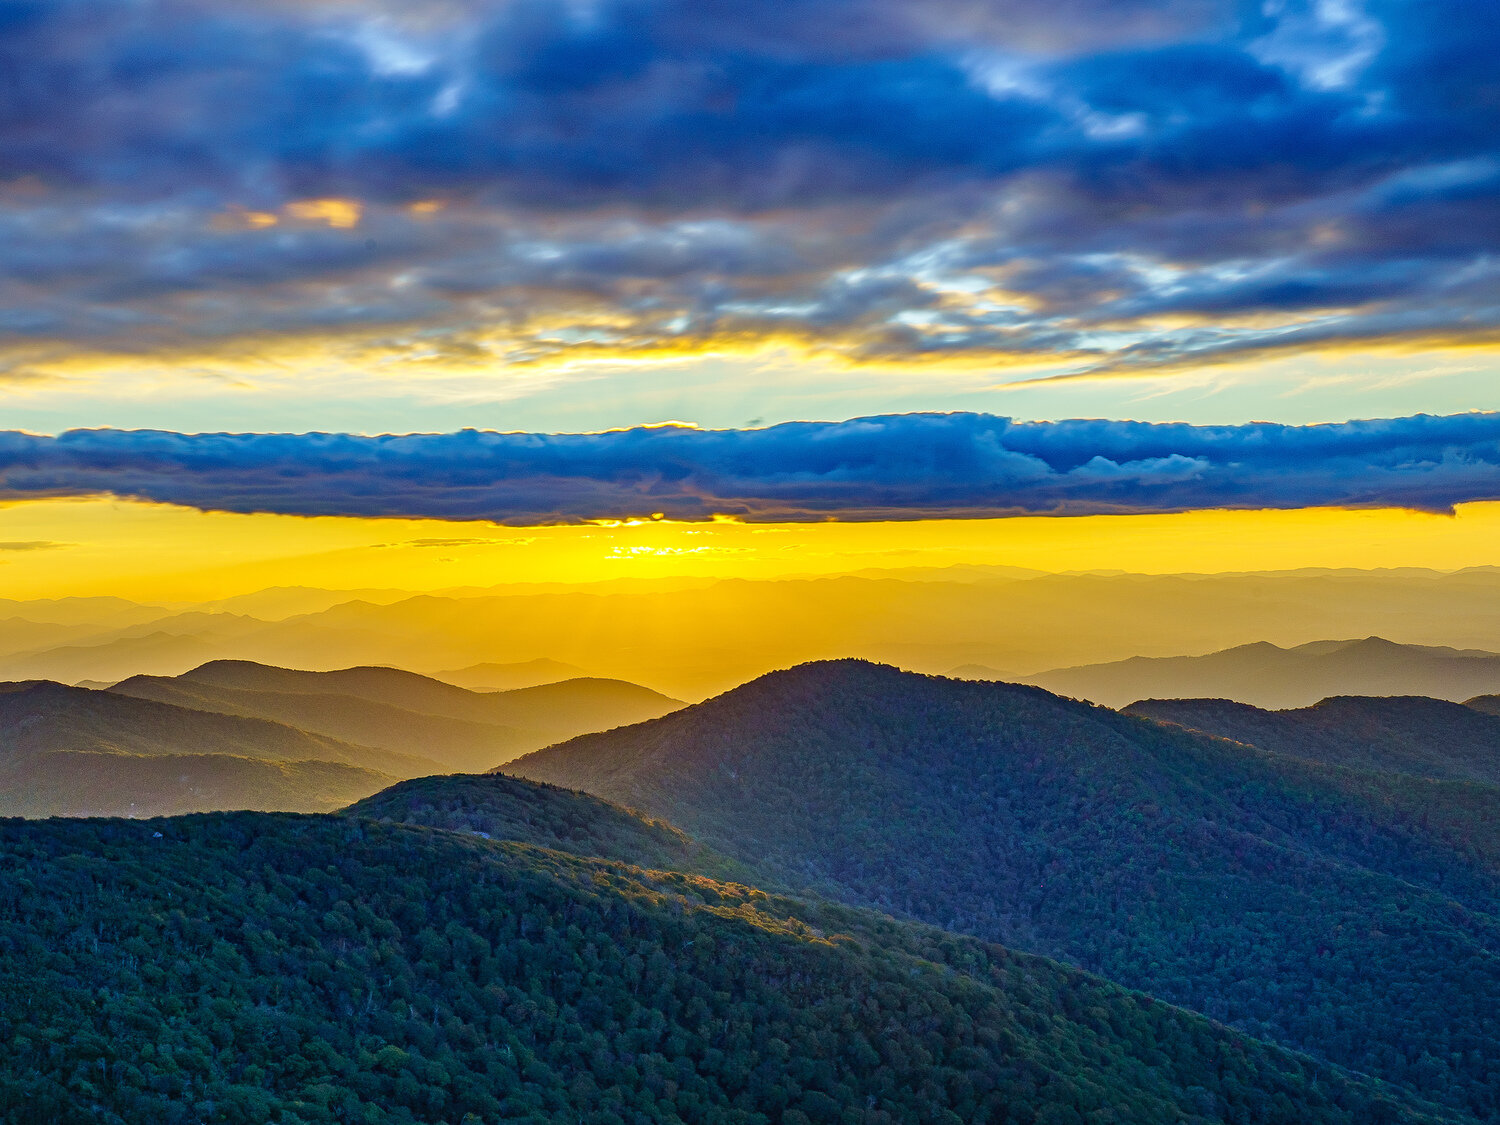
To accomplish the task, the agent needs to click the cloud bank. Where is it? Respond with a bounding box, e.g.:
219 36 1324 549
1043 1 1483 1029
2 413 1498 523
1 0 1499 378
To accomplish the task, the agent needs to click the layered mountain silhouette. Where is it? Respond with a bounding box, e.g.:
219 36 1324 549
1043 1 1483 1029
11 568 1500 698
0 680 423 816
0 805 1459 1123
1126 695 1500 785
1019 636 1500 708
110 660 683 771
434 657 588 691
506 659 1500 1118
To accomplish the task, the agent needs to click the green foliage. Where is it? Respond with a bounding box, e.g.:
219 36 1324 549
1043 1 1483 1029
0 812 1454 1125
1126 695 1500 785
346 773 758 882
509 660 1500 1119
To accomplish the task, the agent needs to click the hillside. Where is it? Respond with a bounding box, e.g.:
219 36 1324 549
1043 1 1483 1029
169 660 683 738
0 680 437 817
5 751 394 817
346 773 759 883
1468 695 1500 717
507 660 1500 1118
1022 637 1500 709
0 811 1459 1124
1125 696 1500 785
110 676 540 773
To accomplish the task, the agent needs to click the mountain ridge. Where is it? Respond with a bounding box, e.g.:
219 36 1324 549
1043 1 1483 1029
504 658 1500 1118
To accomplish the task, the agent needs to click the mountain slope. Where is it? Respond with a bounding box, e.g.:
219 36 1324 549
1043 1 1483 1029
1125 695 1500 785
0 811 1459 1124
346 773 760 883
6 751 394 817
0 680 434 775
0 680 437 817
110 675 538 773
171 659 683 736
507 660 1500 1119
1023 637 1500 709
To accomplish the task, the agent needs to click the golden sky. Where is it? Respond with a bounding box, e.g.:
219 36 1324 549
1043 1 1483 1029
5 496 1499 603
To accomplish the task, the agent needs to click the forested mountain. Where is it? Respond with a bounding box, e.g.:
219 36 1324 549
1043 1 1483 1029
0 680 429 816
153 660 682 743
0 679 434 774
111 676 541 773
1468 695 1500 717
1125 696 1500 784
1023 637 1500 709
6 752 394 818
346 773 738 877
0 810 1461 1125
507 660 1500 1118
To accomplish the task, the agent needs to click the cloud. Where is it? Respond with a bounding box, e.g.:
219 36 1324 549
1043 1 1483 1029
0 540 70 551
1 413 1498 523
0 0 1498 377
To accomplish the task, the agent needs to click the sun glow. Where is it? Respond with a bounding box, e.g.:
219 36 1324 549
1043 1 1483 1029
3 496 1500 603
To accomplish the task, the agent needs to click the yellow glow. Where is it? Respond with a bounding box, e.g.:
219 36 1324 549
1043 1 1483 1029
2 496 1500 602
285 198 363 228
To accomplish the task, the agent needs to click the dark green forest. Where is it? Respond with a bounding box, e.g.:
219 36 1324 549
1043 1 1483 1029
0 812 1452 1125
1124 695 1500 785
508 660 1500 1119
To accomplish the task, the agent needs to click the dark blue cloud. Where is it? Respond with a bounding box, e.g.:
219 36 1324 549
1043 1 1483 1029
1 0 1499 372
1 412 1498 523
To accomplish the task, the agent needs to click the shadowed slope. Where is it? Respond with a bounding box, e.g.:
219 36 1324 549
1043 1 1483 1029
170 660 683 738
111 676 539 773
345 772 752 880
1125 695 1500 785
8 752 394 817
0 811 1460 1124
0 680 433 817
1024 637 1500 709
507 659 1500 1118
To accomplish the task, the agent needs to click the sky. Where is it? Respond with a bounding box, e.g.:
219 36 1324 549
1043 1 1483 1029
3 0 1500 598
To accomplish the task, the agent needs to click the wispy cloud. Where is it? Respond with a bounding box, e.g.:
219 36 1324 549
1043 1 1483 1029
1 413 1498 523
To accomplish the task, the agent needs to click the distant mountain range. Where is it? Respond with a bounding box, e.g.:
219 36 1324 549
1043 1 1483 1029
1126 694 1500 785
10 567 1500 697
110 660 681 772
507 659 1500 1118
0 679 413 816
434 658 589 691
0 661 683 817
1003 636 1500 708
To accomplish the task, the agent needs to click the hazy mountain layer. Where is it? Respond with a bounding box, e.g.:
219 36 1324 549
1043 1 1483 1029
0 811 1458 1124
1125 696 1500 785
0 680 437 817
10 568 1500 698
0 680 432 774
435 658 588 692
507 660 1500 1118
111 676 541 773
170 660 682 736
4 751 394 817
1024 637 1500 709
